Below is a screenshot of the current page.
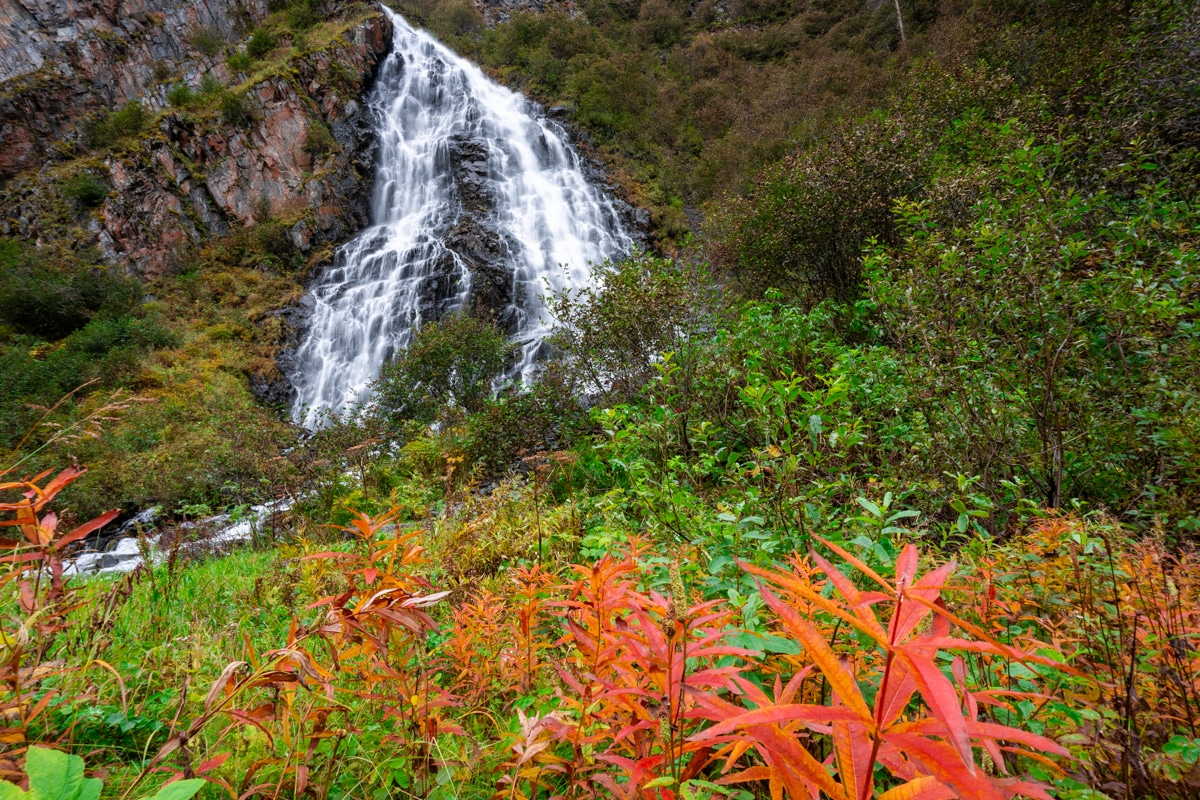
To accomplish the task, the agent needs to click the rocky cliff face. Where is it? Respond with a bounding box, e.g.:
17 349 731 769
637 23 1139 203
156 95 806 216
0 0 392 274
1 0 269 178
473 0 577 27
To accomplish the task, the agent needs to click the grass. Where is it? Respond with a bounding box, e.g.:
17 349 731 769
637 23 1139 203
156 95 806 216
63 549 297 796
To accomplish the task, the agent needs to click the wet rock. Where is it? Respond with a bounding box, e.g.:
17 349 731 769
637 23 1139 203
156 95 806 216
443 133 524 327
65 499 292 577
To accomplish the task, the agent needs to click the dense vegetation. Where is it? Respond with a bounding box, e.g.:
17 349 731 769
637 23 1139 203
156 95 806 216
2 0 1199 799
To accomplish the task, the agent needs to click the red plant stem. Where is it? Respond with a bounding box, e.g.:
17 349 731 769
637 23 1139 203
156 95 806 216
862 582 906 800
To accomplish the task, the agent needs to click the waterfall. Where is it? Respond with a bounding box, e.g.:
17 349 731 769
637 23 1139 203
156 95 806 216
288 7 632 427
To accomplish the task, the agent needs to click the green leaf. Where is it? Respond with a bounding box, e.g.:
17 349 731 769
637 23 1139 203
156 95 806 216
856 497 882 518
146 779 207 800
77 780 101 800
1163 735 1200 764
644 776 676 789
708 555 734 575
0 781 29 800
26 747 79 800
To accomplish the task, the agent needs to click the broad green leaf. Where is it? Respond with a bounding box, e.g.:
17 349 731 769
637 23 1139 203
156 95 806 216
77 780 101 800
26 747 79 800
0 782 28 800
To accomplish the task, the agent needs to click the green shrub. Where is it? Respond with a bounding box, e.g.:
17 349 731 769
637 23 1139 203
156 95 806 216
220 91 257 126
707 62 1013 302
189 26 225 56
227 50 253 72
166 82 195 106
84 101 149 149
465 366 586 474
151 60 173 82
547 253 719 404
246 27 279 58
252 218 294 263
373 311 517 427
867 135 1200 523
0 239 140 339
199 72 223 95
59 171 109 210
302 120 337 157
0 313 175 450
285 0 320 30
394 0 482 38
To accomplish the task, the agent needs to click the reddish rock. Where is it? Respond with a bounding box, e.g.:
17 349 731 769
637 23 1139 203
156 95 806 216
0 5 394 275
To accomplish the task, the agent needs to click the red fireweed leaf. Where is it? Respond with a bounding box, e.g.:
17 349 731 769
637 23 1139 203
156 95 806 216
54 508 118 550
877 776 957 800
896 650 974 771
814 535 892 593
758 584 873 724
833 716 874 800
693 704 868 740
885 733 1005 800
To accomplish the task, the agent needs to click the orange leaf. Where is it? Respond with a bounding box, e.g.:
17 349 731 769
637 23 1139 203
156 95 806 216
693 703 868 740
741 561 888 647
716 765 774 785
814 536 892 593
885 733 1005 800
833 716 874 800
748 722 847 800
878 776 956 800
758 584 873 723
896 651 974 771
54 509 119 550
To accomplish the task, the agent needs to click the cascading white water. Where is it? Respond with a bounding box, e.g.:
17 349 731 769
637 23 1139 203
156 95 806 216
289 7 632 427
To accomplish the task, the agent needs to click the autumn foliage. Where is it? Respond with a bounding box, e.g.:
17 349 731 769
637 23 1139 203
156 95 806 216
109 509 1076 799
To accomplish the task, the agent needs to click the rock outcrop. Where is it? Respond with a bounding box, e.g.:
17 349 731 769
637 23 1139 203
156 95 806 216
473 0 579 27
1 0 269 178
0 0 393 275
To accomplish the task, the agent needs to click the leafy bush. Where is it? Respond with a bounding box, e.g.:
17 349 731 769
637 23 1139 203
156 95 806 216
198 72 223 95
868 135 1200 524
58 170 108 210
219 91 257 126
0 240 139 339
246 27 279 58
84 101 149 149
188 26 225 56
1114 0 1200 145
373 311 516 427
547 252 719 404
301 119 336 157
707 62 1014 302
166 82 194 107
393 0 482 37
284 0 320 30
464 365 586 473
226 50 253 72
251 217 294 264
